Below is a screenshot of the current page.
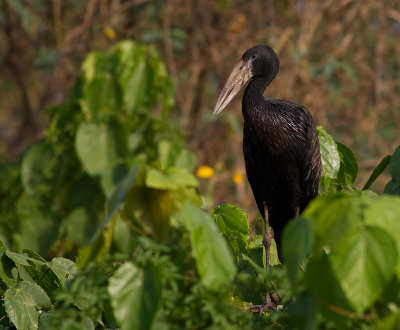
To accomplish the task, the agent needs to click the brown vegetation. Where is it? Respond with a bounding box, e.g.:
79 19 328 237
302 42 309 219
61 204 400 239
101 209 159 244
1 0 399 216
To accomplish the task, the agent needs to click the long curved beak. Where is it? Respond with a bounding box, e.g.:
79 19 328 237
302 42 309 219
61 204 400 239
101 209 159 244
213 60 253 115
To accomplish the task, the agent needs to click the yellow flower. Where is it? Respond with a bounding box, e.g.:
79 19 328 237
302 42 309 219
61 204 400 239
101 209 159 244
196 166 214 179
104 26 116 40
233 172 243 184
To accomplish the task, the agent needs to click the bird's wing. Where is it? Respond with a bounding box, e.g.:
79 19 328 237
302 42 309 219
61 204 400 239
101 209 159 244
294 106 321 206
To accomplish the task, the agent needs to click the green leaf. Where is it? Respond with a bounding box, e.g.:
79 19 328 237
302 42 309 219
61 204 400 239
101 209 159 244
158 140 196 171
0 241 18 287
145 167 198 189
103 164 139 228
21 142 62 205
317 126 341 180
100 162 128 197
77 216 116 269
183 202 236 290
19 207 60 255
373 313 400 330
384 179 400 196
108 262 160 330
288 294 317 330
65 207 98 246
329 225 397 313
124 62 151 114
364 195 400 278
304 194 368 253
390 145 400 183
75 122 127 176
48 258 77 284
5 251 31 266
81 73 119 117
39 311 94 330
336 141 358 188
21 250 64 295
211 204 249 257
282 216 314 285
363 155 391 190
5 282 51 330
305 252 352 326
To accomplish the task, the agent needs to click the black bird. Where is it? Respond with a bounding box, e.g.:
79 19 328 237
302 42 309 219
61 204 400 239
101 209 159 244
214 45 321 308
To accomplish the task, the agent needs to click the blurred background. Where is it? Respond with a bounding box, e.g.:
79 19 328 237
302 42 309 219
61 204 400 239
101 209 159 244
1 0 400 220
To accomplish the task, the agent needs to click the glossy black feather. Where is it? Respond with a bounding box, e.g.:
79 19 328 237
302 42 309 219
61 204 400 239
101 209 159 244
241 46 321 251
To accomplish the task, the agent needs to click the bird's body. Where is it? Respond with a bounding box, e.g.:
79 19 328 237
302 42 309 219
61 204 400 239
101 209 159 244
242 97 320 249
214 44 321 256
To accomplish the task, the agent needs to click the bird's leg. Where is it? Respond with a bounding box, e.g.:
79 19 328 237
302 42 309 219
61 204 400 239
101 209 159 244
261 202 274 311
246 203 277 314
295 206 300 218
262 202 272 272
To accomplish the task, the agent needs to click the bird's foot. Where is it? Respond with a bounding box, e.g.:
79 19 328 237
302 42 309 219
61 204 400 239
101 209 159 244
245 292 277 315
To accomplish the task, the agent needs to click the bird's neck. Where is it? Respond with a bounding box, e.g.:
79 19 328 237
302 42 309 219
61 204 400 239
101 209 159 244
242 75 274 118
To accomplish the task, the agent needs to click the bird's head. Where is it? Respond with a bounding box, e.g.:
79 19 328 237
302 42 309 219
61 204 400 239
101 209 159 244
213 45 279 115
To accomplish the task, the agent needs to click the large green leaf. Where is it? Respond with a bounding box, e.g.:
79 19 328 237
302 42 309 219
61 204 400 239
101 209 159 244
211 204 249 257
304 194 368 253
75 121 128 176
183 202 236 290
329 225 397 313
364 195 400 278
146 167 198 190
108 262 160 330
305 194 399 313
304 252 353 326
282 216 314 285
5 282 51 330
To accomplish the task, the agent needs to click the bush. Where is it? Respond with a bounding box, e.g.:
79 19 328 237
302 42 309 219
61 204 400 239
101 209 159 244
1 41 400 329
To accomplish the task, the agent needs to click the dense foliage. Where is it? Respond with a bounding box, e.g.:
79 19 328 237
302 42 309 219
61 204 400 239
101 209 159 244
1 41 400 329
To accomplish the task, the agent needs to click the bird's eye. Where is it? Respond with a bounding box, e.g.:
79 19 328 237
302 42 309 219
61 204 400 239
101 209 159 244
251 54 257 60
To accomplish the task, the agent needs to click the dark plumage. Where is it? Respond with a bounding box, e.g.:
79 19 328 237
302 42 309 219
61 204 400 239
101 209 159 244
214 44 321 262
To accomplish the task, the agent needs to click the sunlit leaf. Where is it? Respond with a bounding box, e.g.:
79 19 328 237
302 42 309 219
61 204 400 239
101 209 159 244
5 282 51 330
317 126 340 180
146 167 198 189
212 204 249 257
329 225 397 313
75 122 128 176
304 194 368 253
364 195 400 278
183 202 236 290
49 257 77 284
